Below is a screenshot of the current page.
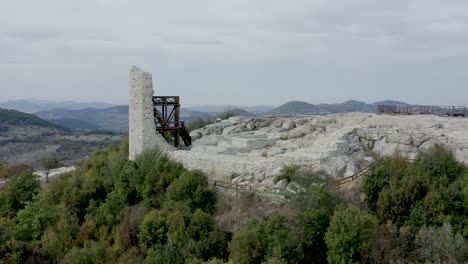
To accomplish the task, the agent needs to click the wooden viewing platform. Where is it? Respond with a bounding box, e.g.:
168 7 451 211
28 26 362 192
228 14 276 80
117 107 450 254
377 105 467 117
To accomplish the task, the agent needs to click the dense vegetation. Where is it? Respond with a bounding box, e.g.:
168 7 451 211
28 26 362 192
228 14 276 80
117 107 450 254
1 143 467 263
0 108 63 129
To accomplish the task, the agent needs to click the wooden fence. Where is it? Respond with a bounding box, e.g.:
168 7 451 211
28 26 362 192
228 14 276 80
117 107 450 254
208 180 252 192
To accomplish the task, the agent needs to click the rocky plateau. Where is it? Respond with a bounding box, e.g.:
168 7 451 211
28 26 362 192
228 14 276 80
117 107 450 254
169 112 468 192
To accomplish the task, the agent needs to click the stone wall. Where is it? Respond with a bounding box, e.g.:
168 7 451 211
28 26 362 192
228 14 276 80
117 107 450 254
128 66 171 160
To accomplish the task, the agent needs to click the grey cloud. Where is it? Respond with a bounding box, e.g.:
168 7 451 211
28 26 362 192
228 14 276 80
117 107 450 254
1 0 468 106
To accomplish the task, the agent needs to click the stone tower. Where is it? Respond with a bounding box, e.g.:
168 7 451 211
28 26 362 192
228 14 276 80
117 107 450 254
128 66 170 160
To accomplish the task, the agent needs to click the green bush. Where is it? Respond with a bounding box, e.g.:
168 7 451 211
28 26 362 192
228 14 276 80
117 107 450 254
0 225 28 263
0 172 40 217
413 223 467 262
165 170 216 213
138 210 169 250
40 213 80 261
138 153 186 208
366 145 468 232
325 205 378 264
229 216 303 264
273 165 299 184
60 241 110 264
416 144 465 184
363 154 411 210
296 208 331 263
290 180 342 263
0 163 32 180
14 199 61 241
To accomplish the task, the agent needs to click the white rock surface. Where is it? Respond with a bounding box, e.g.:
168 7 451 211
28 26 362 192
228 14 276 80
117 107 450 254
125 68 468 191
33 166 77 183
167 113 468 190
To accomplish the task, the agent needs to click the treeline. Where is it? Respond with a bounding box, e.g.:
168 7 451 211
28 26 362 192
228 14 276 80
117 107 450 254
0 143 468 263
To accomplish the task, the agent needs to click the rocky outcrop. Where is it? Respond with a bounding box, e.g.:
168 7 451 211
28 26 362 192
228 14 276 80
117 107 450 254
168 112 468 191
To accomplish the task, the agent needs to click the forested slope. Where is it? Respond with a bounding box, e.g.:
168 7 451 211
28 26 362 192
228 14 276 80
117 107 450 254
0 142 467 263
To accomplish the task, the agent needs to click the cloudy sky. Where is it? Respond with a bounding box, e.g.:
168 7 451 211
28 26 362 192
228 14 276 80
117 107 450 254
1 0 468 107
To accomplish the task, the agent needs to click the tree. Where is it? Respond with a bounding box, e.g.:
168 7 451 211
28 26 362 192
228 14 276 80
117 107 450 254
39 154 62 183
363 154 411 211
413 223 468 262
0 171 40 217
290 182 342 263
325 205 378 264
229 216 303 264
165 170 216 213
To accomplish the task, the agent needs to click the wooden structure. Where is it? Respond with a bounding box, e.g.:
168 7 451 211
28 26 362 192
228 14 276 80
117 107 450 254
377 105 467 117
208 180 252 192
335 165 374 189
152 96 191 147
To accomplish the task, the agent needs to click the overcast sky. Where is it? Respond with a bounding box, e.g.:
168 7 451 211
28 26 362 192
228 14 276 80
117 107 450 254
1 0 468 107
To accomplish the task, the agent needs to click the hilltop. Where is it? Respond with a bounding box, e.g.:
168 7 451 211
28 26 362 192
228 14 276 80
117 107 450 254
266 100 408 116
0 108 64 130
36 106 129 132
173 112 468 190
0 108 123 168
0 99 114 113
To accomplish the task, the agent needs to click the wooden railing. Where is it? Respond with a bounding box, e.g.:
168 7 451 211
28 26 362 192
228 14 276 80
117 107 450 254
335 165 375 189
208 180 252 192
335 158 416 188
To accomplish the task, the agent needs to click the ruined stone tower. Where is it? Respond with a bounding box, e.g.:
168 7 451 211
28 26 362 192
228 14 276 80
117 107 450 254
128 66 170 160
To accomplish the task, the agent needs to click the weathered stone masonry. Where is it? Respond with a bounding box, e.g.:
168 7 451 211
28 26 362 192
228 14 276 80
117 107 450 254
128 66 171 160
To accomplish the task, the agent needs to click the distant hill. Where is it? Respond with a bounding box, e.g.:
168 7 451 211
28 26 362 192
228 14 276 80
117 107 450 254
228 108 256 117
317 100 377 113
0 108 64 130
266 100 412 116
36 105 215 132
36 106 129 132
267 101 329 115
0 99 115 113
47 118 103 130
373 100 411 107
186 105 274 114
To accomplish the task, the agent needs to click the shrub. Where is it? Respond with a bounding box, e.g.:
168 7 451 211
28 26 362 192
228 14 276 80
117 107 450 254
325 205 378 264
363 154 411 210
0 225 28 262
165 170 216 213
369 145 468 231
88 191 128 239
14 199 61 241
40 213 80 260
228 221 266 264
0 171 40 217
59 241 110 264
114 205 147 252
0 163 32 180
296 208 331 263
138 210 169 250
413 223 468 263
291 184 342 214
416 144 464 184
376 171 427 226
273 165 299 184
229 216 303 264
135 150 186 207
